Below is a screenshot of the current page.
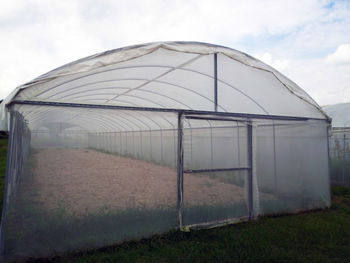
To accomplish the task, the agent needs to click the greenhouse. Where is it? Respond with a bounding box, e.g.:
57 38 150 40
0 41 331 261
323 102 350 186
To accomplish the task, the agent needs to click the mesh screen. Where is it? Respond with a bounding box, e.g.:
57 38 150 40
182 118 250 226
2 106 178 260
329 130 350 186
256 120 331 215
182 170 249 226
0 105 331 261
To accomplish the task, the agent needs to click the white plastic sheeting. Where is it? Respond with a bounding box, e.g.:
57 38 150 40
1 104 331 262
323 103 350 186
329 129 350 186
0 42 331 261
0 42 328 131
323 102 350 128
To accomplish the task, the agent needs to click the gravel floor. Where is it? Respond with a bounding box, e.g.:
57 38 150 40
28 148 255 216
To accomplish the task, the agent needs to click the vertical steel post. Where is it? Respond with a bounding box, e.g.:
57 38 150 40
236 122 241 166
160 129 163 164
0 112 14 255
125 131 128 155
272 121 278 194
327 127 332 202
235 122 241 185
343 133 346 185
190 125 193 168
149 129 152 162
177 112 184 229
132 131 135 157
210 124 214 168
247 123 254 220
119 131 122 154
140 130 143 159
214 53 218 112
173 128 177 167
107 133 110 153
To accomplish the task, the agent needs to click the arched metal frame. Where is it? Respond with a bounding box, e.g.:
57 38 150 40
0 42 331 257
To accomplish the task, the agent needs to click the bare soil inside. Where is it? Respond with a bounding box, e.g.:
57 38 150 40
27 148 266 216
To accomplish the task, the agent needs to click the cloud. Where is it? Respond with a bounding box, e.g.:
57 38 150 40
281 58 350 106
0 0 349 108
254 52 290 71
326 44 350 64
252 49 350 106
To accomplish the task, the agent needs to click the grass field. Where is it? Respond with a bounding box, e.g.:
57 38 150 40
0 138 350 263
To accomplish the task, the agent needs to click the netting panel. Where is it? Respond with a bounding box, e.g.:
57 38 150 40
329 130 350 186
0 105 331 261
2 106 179 260
255 120 330 215
182 118 250 226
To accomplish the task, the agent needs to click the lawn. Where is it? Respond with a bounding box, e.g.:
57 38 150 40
0 138 350 263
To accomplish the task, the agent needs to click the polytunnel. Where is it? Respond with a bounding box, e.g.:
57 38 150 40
323 102 350 186
0 41 331 261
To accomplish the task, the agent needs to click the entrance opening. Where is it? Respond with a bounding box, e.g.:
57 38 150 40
181 115 252 227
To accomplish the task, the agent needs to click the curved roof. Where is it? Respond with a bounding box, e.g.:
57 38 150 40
323 102 350 128
0 41 328 131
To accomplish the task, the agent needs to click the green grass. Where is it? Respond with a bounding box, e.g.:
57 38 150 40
1 140 350 262
49 192 350 263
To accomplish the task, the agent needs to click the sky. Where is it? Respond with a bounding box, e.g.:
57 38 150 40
0 0 349 106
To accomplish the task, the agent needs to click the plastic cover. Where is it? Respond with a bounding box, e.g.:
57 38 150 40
323 102 350 128
329 129 350 186
0 104 330 261
0 42 328 131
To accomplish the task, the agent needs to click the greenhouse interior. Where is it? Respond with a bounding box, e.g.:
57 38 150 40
0 42 331 261
323 102 350 186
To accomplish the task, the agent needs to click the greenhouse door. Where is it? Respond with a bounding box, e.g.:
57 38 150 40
180 115 253 228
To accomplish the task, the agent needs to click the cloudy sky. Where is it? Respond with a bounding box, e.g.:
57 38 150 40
0 0 349 106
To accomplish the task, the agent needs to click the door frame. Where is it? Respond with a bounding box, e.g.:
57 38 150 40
177 112 253 230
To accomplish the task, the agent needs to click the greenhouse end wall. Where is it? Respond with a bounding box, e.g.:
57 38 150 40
0 105 331 261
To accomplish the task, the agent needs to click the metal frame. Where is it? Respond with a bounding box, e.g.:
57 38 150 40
0 41 333 258
1 99 331 254
185 115 248 123
184 215 248 230
184 167 249 173
180 114 255 228
0 111 14 254
272 121 278 194
9 100 327 122
177 112 184 229
214 53 218 112
247 123 254 220
343 133 346 184
326 126 332 204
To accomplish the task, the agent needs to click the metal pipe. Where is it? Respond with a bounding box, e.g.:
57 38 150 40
9 100 327 122
272 121 277 194
343 133 346 184
210 123 214 168
247 123 254 220
0 111 14 255
214 53 218 112
184 167 250 173
160 129 163 164
177 112 184 229
326 126 332 203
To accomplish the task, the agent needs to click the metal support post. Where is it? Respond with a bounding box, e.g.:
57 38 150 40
177 112 184 229
247 123 254 220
